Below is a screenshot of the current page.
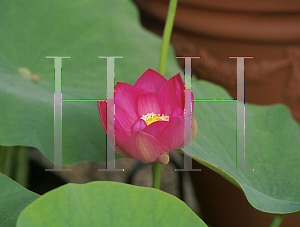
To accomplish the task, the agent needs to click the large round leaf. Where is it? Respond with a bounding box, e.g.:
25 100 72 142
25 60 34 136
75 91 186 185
0 0 179 164
0 173 40 227
16 181 207 227
184 79 300 215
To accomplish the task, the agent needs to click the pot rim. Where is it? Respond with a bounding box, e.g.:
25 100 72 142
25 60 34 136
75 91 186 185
134 0 300 43
177 0 300 13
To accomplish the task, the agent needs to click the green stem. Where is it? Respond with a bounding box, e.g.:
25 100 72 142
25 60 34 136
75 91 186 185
15 146 29 188
3 146 15 177
152 162 162 189
158 0 178 75
0 146 8 173
152 0 178 190
0 146 29 188
269 214 284 227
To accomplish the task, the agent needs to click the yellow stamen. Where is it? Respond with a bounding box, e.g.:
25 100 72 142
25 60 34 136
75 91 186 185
140 112 169 126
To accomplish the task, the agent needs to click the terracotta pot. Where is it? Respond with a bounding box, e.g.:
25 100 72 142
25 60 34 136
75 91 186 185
133 0 300 124
133 0 300 226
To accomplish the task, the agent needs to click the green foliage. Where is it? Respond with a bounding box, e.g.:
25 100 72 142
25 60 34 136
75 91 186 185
186 79 300 215
0 0 179 165
17 181 207 227
1 0 299 223
0 173 39 227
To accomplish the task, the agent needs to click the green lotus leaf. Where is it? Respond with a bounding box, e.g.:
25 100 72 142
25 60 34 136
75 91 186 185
184 79 300 215
0 173 40 227
17 181 207 227
0 0 179 164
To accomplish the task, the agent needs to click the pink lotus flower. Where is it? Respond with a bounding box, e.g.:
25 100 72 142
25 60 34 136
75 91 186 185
97 68 198 165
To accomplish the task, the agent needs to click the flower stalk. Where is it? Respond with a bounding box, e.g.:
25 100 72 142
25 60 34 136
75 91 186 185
15 146 29 188
0 146 29 188
0 146 14 177
158 0 178 76
269 214 284 227
152 162 162 189
153 0 178 189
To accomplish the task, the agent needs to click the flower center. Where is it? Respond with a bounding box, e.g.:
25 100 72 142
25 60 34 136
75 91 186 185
140 112 169 126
